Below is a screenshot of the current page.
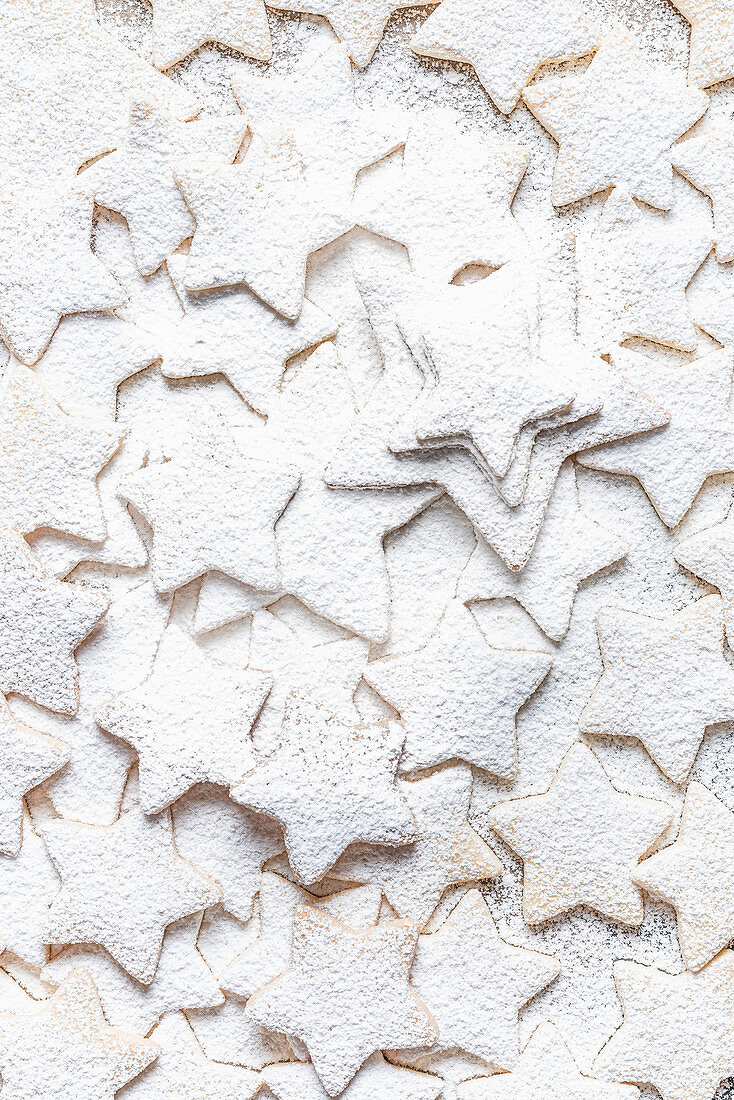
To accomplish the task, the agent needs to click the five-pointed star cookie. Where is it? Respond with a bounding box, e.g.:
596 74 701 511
579 348 734 528
408 890 560 1068
31 312 160 421
162 251 335 416
459 462 625 642
0 969 158 1100
231 693 416 884
523 30 708 209
84 102 245 276
411 0 600 114
42 805 221 983
235 343 437 641
488 743 674 926
263 1052 443 1100
0 0 197 191
270 0 434 67
673 126 734 263
119 408 299 592
458 1021 639 1100
0 528 109 714
243 608 369 755
95 625 272 814
675 504 734 642
633 782 734 971
121 1011 260 1100
365 600 551 776
0 807 62 967
356 116 528 282
594 953 734 1100
247 904 437 1095
0 363 122 541
42 914 223 1035
0 693 69 856
390 272 574 480
670 0 734 87
0 188 125 365
172 784 285 922
577 186 711 353
580 595 734 783
334 763 502 928
221 872 381 998
150 0 271 69
233 41 404 204
177 135 348 319
10 581 170 827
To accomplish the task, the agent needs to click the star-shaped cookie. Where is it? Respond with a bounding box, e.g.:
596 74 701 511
675 504 734 642
0 0 197 191
633 782 734 971
41 914 222 1035
247 904 437 1095
121 1011 260 1100
356 116 528 281
580 595 734 783
149 0 272 69
233 41 404 204
411 0 600 114
0 188 124 365
523 30 708 209
334 763 503 928
0 528 109 714
459 462 625 642
458 1021 639 1099
0 969 158 1100
0 363 122 541
365 600 551 775
221 872 381 999
594 953 734 1100
31 312 160 421
84 102 246 276
673 126 734 263
177 135 348 319
263 1052 443 1100
577 186 711 353
231 693 416 884
172 784 284 922
0 694 69 856
270 0 434 67
42 805 221 983
235 343 437 641
579 348 734 528
670 0 734 87
488 743 674 925
118 408 299 592
408 890 560 1068
95 625 272 814
162 251 335 417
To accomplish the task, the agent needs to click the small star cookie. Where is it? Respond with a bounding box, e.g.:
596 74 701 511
488 743 674 925
0 969 158 1100
231 693 417 884
408 890 560 1068
364 600 551 776
334 763 503 928
580 595 734 783
411 0 600 115
42 805 221 983
594 953 734 1100
633 782 734 971
0 188 124 364
670 0 734 87
247 904 437 1095
673 125 734 263
523 30 708 209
